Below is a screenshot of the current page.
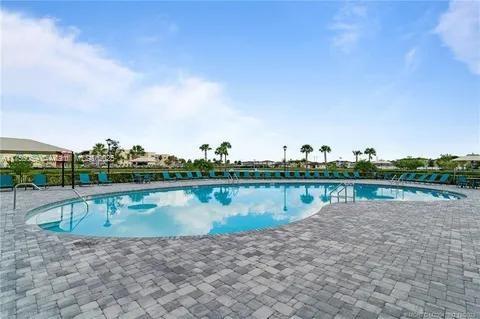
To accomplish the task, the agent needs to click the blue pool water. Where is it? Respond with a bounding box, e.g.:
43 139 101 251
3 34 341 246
27 183 460 238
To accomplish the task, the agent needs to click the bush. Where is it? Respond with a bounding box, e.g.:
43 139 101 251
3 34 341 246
354 160 377 175
7 156 33 183
393 158 426 170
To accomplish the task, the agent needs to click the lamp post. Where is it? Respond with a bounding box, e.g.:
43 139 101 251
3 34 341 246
106 138 113 175
283 145 287 173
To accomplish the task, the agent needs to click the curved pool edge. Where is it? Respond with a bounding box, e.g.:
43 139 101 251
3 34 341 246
22 179 470 241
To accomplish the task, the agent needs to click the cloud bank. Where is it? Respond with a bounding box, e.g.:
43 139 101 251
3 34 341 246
435 0 480 75
0 9 271 159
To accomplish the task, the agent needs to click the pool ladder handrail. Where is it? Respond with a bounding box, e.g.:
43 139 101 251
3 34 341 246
13 183 41 209
329 182 356 203
72 189 89 211
227 171 239 184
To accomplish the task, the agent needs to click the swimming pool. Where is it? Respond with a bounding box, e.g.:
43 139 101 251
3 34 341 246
27 183 461 238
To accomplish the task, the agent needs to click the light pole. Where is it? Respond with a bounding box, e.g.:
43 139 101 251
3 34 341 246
283 145 287 173
106 138 113 175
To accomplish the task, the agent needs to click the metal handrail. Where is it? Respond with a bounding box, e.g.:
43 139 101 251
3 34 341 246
329 182 356 203
72 189 89 210
13 183 41 209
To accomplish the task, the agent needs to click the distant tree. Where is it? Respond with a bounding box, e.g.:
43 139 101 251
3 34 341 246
199 144 212 160
7 156 33 182
393 157 426 170
319 145 331 165
220 141 232 164
193 159 214 172
109 140 124 165
436 154 459 170
91 143 107 155
352 150 362 163
214 147 224 162
129 145 145 159
300 144 314 167
354 160 377 174
364 147 376 162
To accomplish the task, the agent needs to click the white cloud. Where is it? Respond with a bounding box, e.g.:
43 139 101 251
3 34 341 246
404 47 418 72
0 9 274 159
435 0 480 75
329 3 368 53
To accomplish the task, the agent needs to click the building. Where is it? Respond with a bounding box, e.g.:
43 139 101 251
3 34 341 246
372 160 396 169
0 137 71 168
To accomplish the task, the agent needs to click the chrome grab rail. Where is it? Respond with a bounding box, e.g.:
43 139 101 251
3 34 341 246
13 183 41 209
329 182 356 203
72 189 89 210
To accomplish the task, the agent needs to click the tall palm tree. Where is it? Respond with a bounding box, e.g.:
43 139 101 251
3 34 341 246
352 150 362 163
300 144 313 167
199 144 212 160
214 146 223 162
220 141 232 164
364 147 377 161
91 143 107 155
129 145 145 159
319 145 331 165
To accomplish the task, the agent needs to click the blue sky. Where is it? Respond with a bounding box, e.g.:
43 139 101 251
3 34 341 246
1 1 479 161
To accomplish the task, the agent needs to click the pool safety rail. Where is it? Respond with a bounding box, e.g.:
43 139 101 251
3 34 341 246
227 171 239 184
13 184 89 211
329 182 356 203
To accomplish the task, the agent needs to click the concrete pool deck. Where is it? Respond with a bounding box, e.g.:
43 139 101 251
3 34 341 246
0 179 479 319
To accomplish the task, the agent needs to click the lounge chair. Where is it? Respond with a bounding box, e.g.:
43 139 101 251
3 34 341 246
313 171 321 179
323 170 330 179
162 171 175 181
293 171 301 179
353 171 361 179
437 174 450 184
425 174 438 183
143 173 152 183
274 171 282 179
209 170 217 178
304 171 313 179
456 176 468 188
382 173 393 180
343 171 353 179
186 171 194 179
194 171 203 179
33 174 47 188
175 172 186 180
405 173 417 182
97 172 112 185
264 171 272 179
79 173 92 186
254 171 261 179
0 175 14 190
284 171 292 178
415 174 428 183
333 171 341 179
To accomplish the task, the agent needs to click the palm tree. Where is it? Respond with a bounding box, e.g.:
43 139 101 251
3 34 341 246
352 150 362 163
215 146 223 162
300 144 313 167
364 147 377 161
220 141 232 164
129 145 145 159
199 144 212 160
319 145 331 165
91 143 107 155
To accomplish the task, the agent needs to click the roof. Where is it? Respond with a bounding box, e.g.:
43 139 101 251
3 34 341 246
452 155 480 162
0 137 71 154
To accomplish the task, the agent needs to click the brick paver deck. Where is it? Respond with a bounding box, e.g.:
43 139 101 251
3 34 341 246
1 180 479 319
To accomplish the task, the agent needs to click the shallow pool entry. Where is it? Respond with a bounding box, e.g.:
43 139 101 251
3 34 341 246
27 183 460 238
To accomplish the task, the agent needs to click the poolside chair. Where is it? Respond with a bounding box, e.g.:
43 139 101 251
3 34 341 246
194 171 203 179
323 170 330 179
313 171 321 179
97 172 112 185
284 171 292 178
254 171 261 179
437 174 450 184
143 173 153 183
79 173 92 186
456 176 468 188
425 174 438 183
293 171 301 179
382 172 393 180
264 171 272 179
33 174 48 188
353 171 361 179
209 170 217 178
405 173 417 182
304 171 313 179
274 171 282 179
186 171 194 179
414 174 428 183
343 171 353 179
162 171 175 181
0 175 14 191
333 171 341 179
175 172 186 180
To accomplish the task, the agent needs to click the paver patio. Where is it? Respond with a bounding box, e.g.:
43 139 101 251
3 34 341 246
1 180 479 319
